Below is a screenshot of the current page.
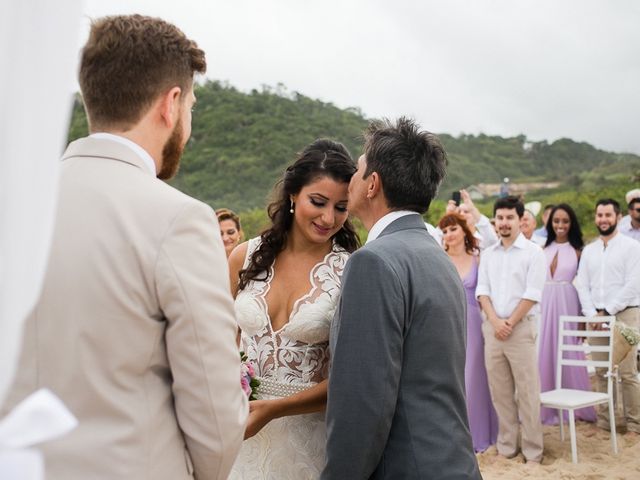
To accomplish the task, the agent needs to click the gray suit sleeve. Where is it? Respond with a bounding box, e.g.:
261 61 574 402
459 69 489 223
322 249 404 479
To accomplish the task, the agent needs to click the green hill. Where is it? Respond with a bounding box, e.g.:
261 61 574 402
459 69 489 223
68 81 368 212
67 80 640 238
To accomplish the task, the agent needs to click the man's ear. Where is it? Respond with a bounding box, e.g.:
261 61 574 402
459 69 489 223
367 172 381 199
159 86 182 129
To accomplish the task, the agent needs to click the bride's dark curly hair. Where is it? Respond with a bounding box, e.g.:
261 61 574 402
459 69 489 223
238 139 361 290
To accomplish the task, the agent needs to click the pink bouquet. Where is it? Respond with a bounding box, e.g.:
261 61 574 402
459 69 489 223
240 351 260 400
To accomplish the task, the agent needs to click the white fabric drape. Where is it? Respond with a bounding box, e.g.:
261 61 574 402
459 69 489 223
0 2 84 478
0 0 84 404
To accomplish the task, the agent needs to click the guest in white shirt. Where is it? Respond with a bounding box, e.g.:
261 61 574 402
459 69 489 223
620 197 640 242
432 189 498 250
619 188 640 232
521 209 545 247
476 196 546 463
533 204 555 243
576 198 640 434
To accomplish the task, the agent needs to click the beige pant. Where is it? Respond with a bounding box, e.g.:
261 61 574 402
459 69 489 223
590 307 640 433
483 316 543 462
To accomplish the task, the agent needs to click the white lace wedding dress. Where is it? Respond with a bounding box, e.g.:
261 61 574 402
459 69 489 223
229 237 349 480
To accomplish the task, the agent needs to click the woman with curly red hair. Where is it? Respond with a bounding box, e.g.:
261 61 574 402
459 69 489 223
439 213 498 452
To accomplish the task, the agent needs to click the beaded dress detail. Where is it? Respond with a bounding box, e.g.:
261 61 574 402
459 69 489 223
229 237 349 479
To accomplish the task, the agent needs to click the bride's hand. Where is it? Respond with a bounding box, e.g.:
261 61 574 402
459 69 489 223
244 399 277 439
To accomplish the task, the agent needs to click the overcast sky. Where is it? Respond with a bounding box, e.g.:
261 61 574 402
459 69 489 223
82 0 640 155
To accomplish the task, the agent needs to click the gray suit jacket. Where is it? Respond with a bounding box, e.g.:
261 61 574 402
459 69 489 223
1 137 248 479
322 214 481 479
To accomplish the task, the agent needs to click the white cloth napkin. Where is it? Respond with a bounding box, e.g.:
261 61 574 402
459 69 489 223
0 389 77 480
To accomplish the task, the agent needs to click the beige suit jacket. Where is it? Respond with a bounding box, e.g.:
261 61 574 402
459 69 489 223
2 137 248 479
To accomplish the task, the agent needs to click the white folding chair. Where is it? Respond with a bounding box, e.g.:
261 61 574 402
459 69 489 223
539 315 618 463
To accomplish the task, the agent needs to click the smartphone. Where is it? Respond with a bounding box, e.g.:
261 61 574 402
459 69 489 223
451 191 461 206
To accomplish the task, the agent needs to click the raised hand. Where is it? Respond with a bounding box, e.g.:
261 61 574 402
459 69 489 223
460 189 481 225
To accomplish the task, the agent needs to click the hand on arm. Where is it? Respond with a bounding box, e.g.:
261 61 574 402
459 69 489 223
244 380 327 439
506 299 536 328
478 295 511 340
476 255 511 339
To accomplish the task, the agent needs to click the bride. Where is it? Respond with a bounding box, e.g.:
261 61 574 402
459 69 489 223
227 139 360 479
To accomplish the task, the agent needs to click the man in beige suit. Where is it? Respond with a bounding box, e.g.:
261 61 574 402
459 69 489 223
1 15 248 479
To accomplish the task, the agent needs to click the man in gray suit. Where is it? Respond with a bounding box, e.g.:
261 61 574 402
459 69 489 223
322 118 481 479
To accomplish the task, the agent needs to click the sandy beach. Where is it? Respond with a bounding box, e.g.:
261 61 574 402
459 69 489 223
477 422 640 479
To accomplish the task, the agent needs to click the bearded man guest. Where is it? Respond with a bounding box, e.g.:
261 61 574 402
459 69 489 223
576 199 640 434
0 15 247 479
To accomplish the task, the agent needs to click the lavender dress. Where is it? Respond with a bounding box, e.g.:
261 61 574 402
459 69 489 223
539 242 596 424
463 257 498 451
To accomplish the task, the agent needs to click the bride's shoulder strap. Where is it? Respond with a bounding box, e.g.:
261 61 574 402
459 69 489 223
242 237 262 270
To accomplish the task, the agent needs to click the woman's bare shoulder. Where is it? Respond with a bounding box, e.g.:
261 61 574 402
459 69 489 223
229 241 250 272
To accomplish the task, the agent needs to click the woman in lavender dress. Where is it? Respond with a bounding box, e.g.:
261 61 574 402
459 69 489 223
439 213 498 452
538 204 596 424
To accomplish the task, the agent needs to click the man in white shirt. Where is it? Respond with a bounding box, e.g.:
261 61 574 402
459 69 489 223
619 188 640 232
620 197 640 242
576 198 640 434
521 209 545 246
476 196 546 463
533 204 555 243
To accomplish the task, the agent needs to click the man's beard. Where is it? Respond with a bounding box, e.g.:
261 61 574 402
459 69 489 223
597 222 617 236
157 117 184 180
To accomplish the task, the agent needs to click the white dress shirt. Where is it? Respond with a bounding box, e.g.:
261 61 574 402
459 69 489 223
366 211 420 244
619 219 640 242
424 221 439 238
575 232 640 317
530 233 547 247
476 233 546 318
90 132 157 176
619 214 631 229
474 214 499 250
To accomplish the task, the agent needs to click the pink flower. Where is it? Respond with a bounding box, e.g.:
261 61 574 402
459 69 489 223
239 351 260 400
241 375 251 397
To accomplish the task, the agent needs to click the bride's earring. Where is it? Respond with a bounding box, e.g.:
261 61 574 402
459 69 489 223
290 200 295 214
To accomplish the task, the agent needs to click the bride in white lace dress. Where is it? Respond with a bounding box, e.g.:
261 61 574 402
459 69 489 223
227 139 360 479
